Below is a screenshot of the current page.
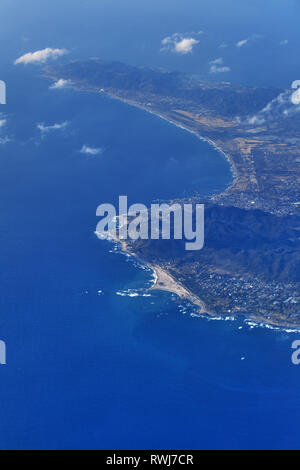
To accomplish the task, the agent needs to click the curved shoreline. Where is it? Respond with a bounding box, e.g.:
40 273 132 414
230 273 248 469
44 73 238 194
148 264 208 314
104 90 238 183
94 88 299 331
96 89 240 319
118 240 210 315
117 240 300 333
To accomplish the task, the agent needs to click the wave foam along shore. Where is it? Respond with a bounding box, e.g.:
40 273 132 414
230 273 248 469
149 264 208 314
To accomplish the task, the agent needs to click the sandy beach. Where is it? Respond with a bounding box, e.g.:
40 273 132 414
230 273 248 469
117 239 209 314
149 264 208 314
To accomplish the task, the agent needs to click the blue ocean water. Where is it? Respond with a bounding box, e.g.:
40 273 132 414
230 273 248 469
0 0 300 450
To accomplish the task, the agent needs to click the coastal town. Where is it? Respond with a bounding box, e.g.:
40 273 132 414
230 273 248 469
46 58 300 327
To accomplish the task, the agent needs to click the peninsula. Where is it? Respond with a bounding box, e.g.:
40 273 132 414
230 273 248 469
45 58 300 327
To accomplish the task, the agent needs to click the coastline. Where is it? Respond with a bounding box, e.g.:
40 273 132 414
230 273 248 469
149 263 209 314
44 72 241 208
44 71 300 330
118 240 210 315
90 87 238 316
148 258 300 331
103 90 238 182
120 244 300 332
44 71 238 187
86 83 296 328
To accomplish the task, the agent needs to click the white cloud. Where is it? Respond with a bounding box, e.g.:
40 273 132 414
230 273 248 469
209 57 230 73
37 121 69 133
280 39 288 46
239 88 300 126
50 79 72 90
236 38 249 48
209 58 223 65
161 32 203 54
243 115 266 126
0 113 12 145
0 136 11 144
219 43 228 49
236 34 263 48
80 145 103 156
174 38 199 54
0 116 10 143
15 48 68 65
210 65 231 73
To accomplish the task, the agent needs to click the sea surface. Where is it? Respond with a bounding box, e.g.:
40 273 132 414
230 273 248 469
0 0 300 450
